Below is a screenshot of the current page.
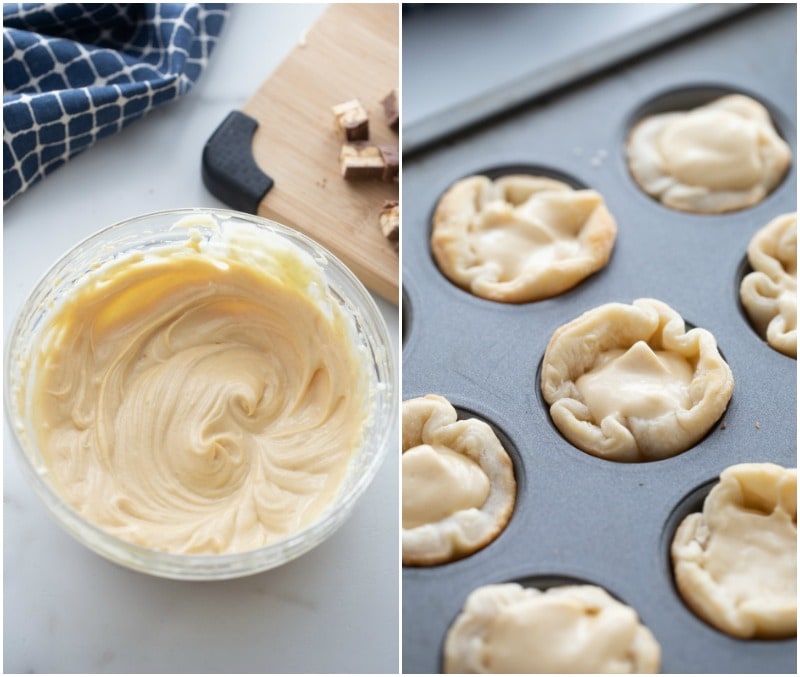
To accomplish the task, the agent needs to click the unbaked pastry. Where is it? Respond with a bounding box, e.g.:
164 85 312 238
443 583 661 673
739 213 797 358
431 174 617 302
541 298 734 462
627 94 791 213
671 463 797 639
402 395 515 566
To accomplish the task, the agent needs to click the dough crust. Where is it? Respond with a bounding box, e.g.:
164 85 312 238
627 94 791 213
443 583 661 674
402 395 515 566
740 213 797 358
431 175 617 302
541 298 734 462
671 463 797 639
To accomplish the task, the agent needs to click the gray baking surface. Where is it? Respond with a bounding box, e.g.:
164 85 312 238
401 4 797 674
401 3 751 152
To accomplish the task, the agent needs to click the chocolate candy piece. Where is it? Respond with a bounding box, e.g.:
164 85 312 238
380 199 399 241
332 99 369 141
378 145 399 182
381 89 399 132
340 142 384 179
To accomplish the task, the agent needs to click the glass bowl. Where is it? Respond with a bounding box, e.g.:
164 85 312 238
5 208 397 580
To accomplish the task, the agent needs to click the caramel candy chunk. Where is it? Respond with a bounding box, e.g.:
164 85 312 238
381 88 399 131
339 142 384 180
332 98 369 141
378 145 398 182
379 200 399 241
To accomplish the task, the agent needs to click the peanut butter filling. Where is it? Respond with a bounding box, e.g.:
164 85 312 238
576 341 694 422
468 190 597 281
483 596 640 673
402 444 490 529
659 109 763 191
29 233 369 555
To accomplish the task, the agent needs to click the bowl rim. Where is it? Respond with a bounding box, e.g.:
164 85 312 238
4 207 398 580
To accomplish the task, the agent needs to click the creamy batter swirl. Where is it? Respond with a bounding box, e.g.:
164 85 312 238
31 235 369 555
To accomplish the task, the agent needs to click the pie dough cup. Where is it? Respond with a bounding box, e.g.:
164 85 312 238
739 213 797 358
671 463 797 639
626 94 792 213
402 395 516 566
431 174 617 303
541 298 734 462
443 583 661 674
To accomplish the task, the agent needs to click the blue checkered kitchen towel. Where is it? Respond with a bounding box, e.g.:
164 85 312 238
3 3 227 203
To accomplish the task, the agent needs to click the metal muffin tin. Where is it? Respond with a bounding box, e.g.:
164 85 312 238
401 5 797 674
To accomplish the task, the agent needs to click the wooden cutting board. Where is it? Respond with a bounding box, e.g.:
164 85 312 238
242 4 399 304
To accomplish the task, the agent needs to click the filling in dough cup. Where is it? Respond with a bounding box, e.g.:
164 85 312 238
5 208 397 580
670 462 797 639
626 93 791 214
540 298 734 462
443 582 661 674
739 212 797 358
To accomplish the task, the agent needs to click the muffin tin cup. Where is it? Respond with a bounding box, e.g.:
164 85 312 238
402 5 796 673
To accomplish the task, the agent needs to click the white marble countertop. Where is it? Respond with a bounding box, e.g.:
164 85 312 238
3 4 399 673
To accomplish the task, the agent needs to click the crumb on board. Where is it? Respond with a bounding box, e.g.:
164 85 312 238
755 421 761 429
